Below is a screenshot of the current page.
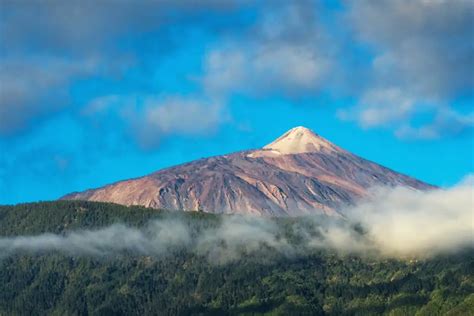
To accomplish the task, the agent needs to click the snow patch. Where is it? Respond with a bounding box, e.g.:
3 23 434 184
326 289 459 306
262 126 340 155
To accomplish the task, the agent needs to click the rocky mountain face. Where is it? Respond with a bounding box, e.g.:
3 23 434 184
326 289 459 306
62 127 433 216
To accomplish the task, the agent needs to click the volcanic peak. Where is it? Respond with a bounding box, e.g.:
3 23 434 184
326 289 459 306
250 126 341 157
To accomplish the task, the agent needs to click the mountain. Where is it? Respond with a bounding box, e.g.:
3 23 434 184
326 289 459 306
62 126 433 216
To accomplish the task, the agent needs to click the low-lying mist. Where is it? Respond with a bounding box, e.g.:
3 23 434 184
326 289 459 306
1 177 472 262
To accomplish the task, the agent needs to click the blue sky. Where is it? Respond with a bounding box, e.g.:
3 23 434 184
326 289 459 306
0 0 473 204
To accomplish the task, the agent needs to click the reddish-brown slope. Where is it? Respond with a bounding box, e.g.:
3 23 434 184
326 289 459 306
62 127 433 216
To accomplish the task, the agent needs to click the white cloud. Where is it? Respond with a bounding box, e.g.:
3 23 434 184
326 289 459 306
0 0 248 137
254 44 331 91
345 177 474 257
125 96 226 149
338 87 417 128
0 57 98 135
81 95 121 116
201 2 335 97
203 44 331 96
2 0 472 141
144 97 224 135
0 220 191 258
341 0 474 138
395 109 474 140
1 176 472 261
81 94 227 150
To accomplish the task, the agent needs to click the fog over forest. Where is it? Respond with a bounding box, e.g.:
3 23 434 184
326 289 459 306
1 177 472 262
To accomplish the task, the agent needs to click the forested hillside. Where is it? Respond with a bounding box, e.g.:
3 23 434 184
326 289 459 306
0 201 473 315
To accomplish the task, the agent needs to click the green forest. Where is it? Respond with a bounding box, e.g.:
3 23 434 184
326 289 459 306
0 201 473 315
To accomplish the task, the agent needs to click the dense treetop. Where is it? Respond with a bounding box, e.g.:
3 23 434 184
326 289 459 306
0 201 473 315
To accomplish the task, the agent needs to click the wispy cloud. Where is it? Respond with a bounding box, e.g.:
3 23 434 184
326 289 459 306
1 177 472 262
201 1 336 98
0 219 191 258
0 57 98 136
342 0 474 138
344 176 474 257
0 0 248 137
1 0 472 140
83 94 227 149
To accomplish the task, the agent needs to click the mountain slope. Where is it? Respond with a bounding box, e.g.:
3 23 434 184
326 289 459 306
63 127 433 216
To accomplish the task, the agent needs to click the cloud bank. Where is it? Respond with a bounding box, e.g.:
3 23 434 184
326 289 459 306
343 0 474 139
201 1 335 98
1 178 472 262
345 177 473 257
1 0 472 140
0 0 247 137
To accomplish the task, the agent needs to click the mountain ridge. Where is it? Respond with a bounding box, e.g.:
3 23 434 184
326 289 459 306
62 127 434 216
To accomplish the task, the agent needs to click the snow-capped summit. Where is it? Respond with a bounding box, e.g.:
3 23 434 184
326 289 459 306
263 126 342 155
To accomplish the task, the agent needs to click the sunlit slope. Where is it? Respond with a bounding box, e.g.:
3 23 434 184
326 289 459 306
63 127 433 216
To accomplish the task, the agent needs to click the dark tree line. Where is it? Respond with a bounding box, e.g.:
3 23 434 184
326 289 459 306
0 201 473 315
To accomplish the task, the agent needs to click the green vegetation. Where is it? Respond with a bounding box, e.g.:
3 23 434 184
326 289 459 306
0 201 473 315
